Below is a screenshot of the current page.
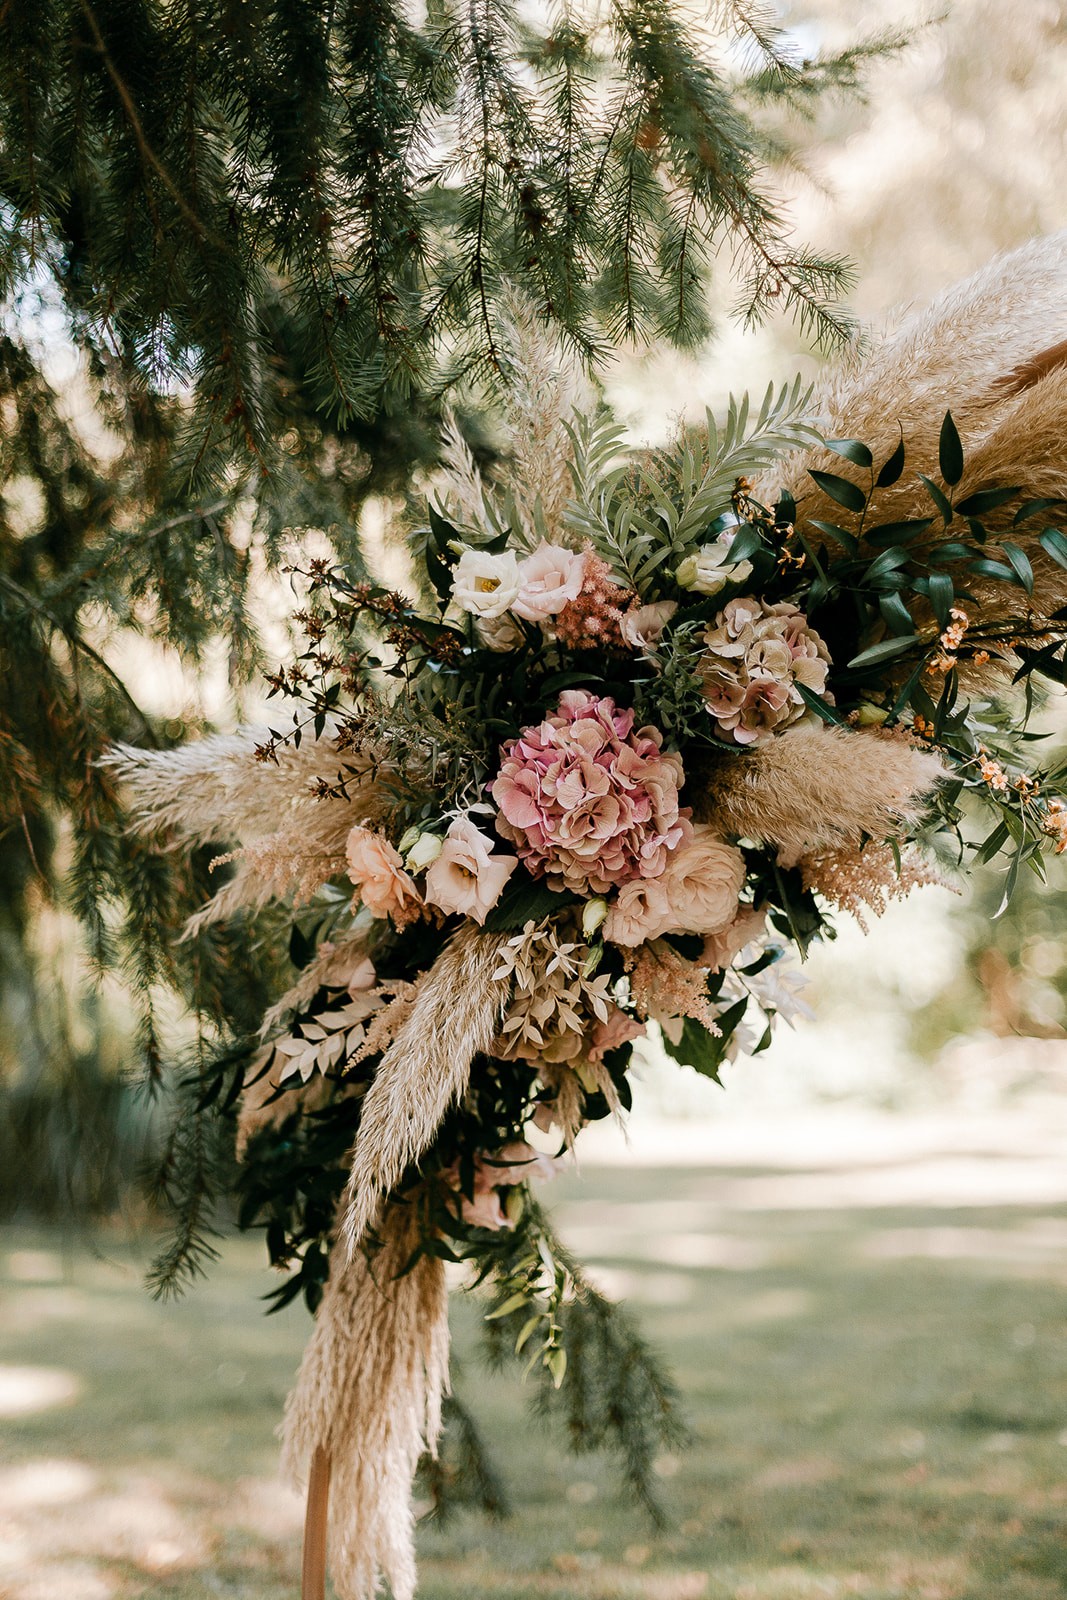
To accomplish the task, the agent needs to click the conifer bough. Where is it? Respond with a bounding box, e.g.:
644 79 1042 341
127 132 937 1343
1 0 881 476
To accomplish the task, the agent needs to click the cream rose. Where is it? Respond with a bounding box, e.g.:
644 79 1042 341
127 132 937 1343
676 537 753 597
451 547 522 619
423 815 518 924
345 826 424 927
660 824 746 935
603 877 673 947
512 543 586 623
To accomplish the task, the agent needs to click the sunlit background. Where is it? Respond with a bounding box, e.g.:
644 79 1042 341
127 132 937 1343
4 3 1067 1597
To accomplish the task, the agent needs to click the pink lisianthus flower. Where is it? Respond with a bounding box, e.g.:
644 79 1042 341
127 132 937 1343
492 690 688 895
513 543 586 623
588 1006 646 1060
344 826 423 927
423 815 517 924
701 906 767 972
453 1141 566 1231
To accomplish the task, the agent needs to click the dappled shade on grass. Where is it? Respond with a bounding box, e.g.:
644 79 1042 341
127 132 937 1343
3 1146 1067 1599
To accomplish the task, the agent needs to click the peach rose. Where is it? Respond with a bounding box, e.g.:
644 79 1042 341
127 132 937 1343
603 877 673 947
660 824 745 935
513 543 586 623
423 815 517 924
344 826 423 927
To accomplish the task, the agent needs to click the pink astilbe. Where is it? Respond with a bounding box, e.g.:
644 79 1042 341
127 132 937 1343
492 690 688 894
626 939 722 1044
553 552 635 653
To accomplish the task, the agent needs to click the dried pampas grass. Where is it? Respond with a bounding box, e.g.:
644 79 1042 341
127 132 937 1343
103 729 393 934
281 1202 449 1600
756 232 1067 630
340 927 511 1254
695 724 945 861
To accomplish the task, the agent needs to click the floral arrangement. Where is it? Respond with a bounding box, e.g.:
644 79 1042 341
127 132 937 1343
109 241 1067 1600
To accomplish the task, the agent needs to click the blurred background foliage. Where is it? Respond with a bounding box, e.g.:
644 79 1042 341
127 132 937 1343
2 0 1067 1225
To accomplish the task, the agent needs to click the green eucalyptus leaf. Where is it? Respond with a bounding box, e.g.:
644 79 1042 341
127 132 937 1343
809 469 867 515
807 518 858 556
954 485 1021 517
919 473 954 526
926 571 955 628
1039 526 1067 570
878 591 917 637
795 682 847 724
939 411 964 487
825 438 873 468
1015 497 1063 525
863 517 934 550
969 557 1018 584
428 503 462 553
875 434 906 487
999 540 1034 594
847 634 921 670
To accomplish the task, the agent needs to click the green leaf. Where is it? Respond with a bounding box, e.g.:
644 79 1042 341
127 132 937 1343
807 519 858 556
926 571 954 629
1015 497 1063 525
1039 526 1067 570
725 525 764 564
863 517 935 550
878 591 917 637
969 557 1017 584
847 634 921 670
994 848 1022 919
939 411 964 487
863 545 912 584
919 473 954 526
795 681 847 724
875 434 906 487
809 469 867 515
954 485 1021 517
428 503 461 553
425 543 455 602
999 540 1034 594
483 878 579 932
825 438 873 468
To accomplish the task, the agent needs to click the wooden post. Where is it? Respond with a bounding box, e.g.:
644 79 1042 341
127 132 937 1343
301 1445 332 1600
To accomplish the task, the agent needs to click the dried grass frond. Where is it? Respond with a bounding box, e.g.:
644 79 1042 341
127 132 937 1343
694 724 945 861
800 841 956 932
281 1203 450 1600
104 728 379 843
756 231 1067 633
340 927 511 1254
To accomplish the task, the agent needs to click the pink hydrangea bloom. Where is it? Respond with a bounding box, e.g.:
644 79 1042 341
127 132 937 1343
491 690 688 895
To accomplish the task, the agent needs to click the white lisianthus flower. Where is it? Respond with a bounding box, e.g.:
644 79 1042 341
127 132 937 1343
675 537 753 597
450 546 522 619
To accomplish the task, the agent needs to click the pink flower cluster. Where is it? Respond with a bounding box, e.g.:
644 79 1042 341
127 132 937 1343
700 598 831 747
491 690 688 895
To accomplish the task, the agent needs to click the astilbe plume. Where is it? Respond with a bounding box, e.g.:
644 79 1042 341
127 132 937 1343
800 842 954 932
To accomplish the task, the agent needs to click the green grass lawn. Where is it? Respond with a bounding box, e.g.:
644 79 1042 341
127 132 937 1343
4 1157 1067 1600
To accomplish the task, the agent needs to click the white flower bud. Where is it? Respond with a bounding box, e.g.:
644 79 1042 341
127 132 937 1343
405 830 445 871
581 896 609 938
396 824 421 856
855 703 889 727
